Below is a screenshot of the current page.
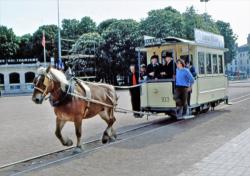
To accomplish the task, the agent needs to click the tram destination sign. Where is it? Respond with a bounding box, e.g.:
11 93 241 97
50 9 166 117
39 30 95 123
144 36 162 46
194 28 224 48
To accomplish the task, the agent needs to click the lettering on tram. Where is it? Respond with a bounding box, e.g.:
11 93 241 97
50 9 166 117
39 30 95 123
137 28 229 120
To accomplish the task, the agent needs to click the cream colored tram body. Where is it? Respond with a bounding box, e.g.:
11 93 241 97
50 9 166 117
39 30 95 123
140 29 228 115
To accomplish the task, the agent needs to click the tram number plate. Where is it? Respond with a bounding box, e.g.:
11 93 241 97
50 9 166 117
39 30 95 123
161 97 169 102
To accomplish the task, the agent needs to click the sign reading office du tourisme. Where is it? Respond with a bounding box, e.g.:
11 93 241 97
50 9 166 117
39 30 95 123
194 28 225 48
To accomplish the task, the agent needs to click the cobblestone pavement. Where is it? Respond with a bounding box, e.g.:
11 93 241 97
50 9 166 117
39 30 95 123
178 128 250 176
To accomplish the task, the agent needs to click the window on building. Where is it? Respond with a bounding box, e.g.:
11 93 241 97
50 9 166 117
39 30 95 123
9 73 20 84
218 55 224 74
0 73 4 84
25 72 35 83
198 52 205 74
206 53 212 74
212 54 218 74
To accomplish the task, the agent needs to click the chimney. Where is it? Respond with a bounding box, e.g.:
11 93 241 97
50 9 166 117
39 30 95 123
248 34 250 45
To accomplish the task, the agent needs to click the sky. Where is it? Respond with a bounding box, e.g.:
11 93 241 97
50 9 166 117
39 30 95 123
0 0 249 46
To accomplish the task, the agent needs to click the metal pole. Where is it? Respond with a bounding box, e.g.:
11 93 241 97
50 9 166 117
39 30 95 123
43 31 46 67
57 0 62 68
138 48 141 81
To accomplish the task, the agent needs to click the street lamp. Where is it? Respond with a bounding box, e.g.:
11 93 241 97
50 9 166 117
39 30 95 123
200 0 210 14
57 0 62 69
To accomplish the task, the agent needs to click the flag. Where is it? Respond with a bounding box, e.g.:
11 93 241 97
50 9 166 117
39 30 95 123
42 31 46 48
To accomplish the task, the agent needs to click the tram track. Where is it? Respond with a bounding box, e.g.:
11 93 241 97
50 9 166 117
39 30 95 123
1 90 250 176
0 117 177 176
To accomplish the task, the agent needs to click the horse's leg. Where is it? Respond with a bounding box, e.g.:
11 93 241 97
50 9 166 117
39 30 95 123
110 108 117 139
74 120 82 149
99 108 116 144
55 118 73 146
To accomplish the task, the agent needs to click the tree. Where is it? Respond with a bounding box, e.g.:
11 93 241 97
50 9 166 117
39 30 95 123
32 25 58 62
61 19 80 39
71 32 104 54
15 34 33 58
216 20 237 64
0 25 19 58
183 6 219 40
140 7 185 38
78 16 96 34
97 19 118 34
101 19 141 84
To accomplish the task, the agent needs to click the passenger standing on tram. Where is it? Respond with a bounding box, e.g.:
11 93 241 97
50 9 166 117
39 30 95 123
174 59 194 119
185 60 197 106
128 64 141 118
160 52 176 79
146 54 162 80
140 64 147 81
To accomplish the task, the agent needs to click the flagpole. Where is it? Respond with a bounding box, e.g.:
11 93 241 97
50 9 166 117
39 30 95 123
57 0 62 69
43 30 46 67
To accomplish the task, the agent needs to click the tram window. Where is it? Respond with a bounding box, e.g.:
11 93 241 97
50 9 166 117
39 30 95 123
218 55 224 74
206 53 212 74
212 54 218 74
180 55 193 64
198 52 205 74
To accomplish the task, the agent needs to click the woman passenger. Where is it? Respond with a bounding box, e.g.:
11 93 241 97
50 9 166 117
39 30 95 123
174 59 194 119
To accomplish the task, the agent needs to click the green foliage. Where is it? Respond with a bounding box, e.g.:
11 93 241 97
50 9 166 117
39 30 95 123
140 7 185 38
0 25 19 58
97 19 118 34
100 19 141 84
183 6 219 40
32 25 58 61
61 19 80 39
101 19 140 61
216 20 237 64
78 16 97 34
16 34 33 58
71 32 104 54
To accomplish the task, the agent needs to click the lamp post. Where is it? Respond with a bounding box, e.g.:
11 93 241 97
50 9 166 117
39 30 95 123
200 0 209 14
57 0 62 69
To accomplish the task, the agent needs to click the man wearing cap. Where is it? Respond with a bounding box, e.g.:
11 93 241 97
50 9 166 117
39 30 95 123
160 52 176 79
146 54 162 80
140 64 147 81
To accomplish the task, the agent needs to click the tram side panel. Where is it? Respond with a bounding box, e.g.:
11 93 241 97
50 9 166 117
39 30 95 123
197 75 228 104
141 81 176 112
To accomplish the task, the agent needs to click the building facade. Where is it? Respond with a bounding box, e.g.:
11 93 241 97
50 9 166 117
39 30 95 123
0 58 49 95
227 34 250 76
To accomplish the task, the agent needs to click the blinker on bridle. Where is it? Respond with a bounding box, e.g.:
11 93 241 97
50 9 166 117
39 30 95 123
34 74 52 100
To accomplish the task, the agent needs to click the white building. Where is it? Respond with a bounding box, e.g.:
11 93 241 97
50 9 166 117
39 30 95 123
0 58 48 95
227 34 250 76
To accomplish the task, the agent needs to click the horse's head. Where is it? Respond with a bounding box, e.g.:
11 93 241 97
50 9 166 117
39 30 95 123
32 65 54 104
32 65 69 104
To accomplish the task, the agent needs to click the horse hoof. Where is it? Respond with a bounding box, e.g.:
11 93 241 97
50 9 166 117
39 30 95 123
109 137 116 142
73 147 82 154
64 139 73 146
113 133 117 139
102 135 109 144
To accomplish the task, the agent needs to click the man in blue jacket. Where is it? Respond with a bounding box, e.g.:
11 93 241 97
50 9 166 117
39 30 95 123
174 59 194 119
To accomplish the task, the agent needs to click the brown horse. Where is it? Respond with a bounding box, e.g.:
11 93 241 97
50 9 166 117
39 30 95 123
32 66 118 150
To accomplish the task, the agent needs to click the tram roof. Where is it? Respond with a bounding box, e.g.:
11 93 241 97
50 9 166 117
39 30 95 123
137 36 228 52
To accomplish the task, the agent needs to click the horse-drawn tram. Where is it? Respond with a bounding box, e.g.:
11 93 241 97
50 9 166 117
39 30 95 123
138 29 229 116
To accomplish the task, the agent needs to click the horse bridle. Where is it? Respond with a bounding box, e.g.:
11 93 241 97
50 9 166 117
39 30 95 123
34 74 53 100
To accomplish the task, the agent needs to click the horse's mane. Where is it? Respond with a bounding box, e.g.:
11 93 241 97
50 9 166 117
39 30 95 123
50 68 69 85
37 67 69 91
